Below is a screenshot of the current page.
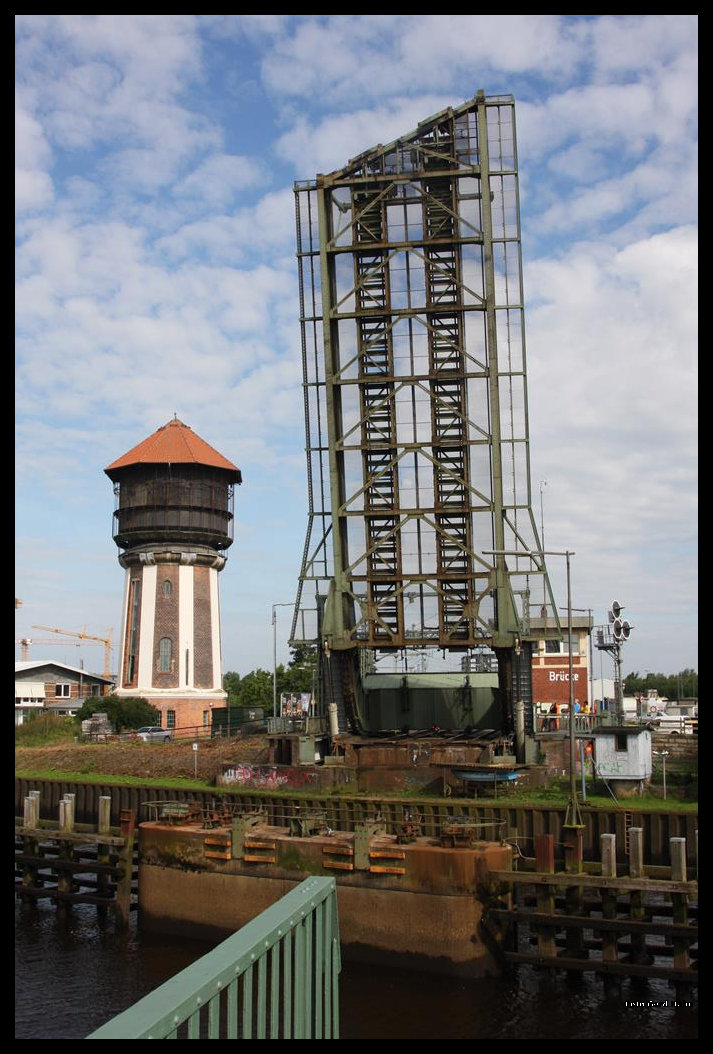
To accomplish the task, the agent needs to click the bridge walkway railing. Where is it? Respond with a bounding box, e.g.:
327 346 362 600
85 876 340 1039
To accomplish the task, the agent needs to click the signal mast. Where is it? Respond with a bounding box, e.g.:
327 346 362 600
594 600 632 720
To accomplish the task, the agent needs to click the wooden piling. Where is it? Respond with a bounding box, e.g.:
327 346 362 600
562 826 586 964
534 834 556 967
599 833 621 992
487 826 697 990
627 828 649 966
21 797 40 899
60 796 75 833
115 811 136 929
670 836 691 988
57 798 76 914
15 800 136 929
23 795 39 829
98 797 112 835
96 798 113 916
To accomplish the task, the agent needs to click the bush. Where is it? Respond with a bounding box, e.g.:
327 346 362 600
76 694 159 731
15 713 79 747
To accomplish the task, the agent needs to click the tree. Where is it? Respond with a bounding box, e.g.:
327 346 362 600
222 647 319 712
223 671 242 705
623 669 698 701
283 643 318 694
225 669 273 710
76 694 158 731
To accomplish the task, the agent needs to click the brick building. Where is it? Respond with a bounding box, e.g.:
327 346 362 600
529 614 593 710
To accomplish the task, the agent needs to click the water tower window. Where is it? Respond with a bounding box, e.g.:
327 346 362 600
159 637 173 673
126 578 141 683
162 579 172 598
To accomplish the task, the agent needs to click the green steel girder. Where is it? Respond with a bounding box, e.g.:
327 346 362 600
292 92 559 660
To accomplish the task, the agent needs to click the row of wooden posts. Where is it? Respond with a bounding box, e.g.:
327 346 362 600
15 795 699 996
16 792 137 927
488 826 698 996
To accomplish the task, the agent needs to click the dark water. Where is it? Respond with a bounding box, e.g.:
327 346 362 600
15 900 698 1040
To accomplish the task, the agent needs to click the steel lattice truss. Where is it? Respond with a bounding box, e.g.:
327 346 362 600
291 92 558 658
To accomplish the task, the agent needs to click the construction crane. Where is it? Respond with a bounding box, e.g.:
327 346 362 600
16 637 88 662
31 625 114 679
16 637 31 660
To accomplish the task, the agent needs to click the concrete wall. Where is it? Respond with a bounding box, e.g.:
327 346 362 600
137 824 513 978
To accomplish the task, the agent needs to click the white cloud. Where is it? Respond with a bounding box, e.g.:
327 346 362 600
525 225 697 668
15 169 54 212
262 15 580 102
518 70 697 166
16 14 220 200
15 96 51 167
15 97 54 211
587 13 698 75
155 189 298 263
530 141 697 241
174 153 264 205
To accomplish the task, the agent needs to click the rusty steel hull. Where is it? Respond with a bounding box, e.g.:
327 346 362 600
138 822 513 977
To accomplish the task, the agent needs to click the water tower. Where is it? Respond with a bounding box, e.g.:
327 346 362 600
105 417 242 731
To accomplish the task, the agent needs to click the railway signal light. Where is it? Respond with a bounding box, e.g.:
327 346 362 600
613 618 631 641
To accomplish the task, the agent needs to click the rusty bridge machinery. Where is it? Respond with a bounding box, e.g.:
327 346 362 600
290 91 559 736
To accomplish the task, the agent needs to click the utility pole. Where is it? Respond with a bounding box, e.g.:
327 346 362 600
272 603 295 719
567 607 594 707
486 547 583 828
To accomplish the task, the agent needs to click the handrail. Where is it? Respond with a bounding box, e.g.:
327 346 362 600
85 877 340 1039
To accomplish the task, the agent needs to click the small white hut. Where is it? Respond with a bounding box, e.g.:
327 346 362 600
591 726 652 796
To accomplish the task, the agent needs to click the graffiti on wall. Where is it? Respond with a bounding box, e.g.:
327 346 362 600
221 764 318 789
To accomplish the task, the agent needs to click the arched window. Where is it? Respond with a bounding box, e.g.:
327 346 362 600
159 637 172 672
162 579 172 598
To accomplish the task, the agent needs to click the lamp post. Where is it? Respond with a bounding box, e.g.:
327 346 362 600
484 546 583 828
539 481 547 549
539 481 547 613
272 603 295 719
564 606 594 711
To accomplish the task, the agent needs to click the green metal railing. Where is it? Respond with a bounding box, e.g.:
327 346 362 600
86 877 340 1039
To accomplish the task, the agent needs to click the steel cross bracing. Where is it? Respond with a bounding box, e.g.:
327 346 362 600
291 92 559 664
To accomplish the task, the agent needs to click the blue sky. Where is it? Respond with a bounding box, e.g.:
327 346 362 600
15 15 697 681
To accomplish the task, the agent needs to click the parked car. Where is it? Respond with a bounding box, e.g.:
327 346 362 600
651 715 698 736
135 726 173 743
648 702 697 735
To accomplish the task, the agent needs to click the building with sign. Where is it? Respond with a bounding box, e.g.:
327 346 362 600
529 615 594 710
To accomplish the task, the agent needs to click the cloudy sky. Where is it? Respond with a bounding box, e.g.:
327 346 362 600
15 15 697 683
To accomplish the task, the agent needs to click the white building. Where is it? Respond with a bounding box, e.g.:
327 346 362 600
15 660 115 726
592 726 652 796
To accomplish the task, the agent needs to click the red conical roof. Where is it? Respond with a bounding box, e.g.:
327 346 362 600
105 418 241 481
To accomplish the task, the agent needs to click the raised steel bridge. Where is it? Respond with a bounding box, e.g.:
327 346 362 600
289 91 560 739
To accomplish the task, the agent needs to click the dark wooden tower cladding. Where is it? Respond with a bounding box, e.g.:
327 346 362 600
105 418 241 731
